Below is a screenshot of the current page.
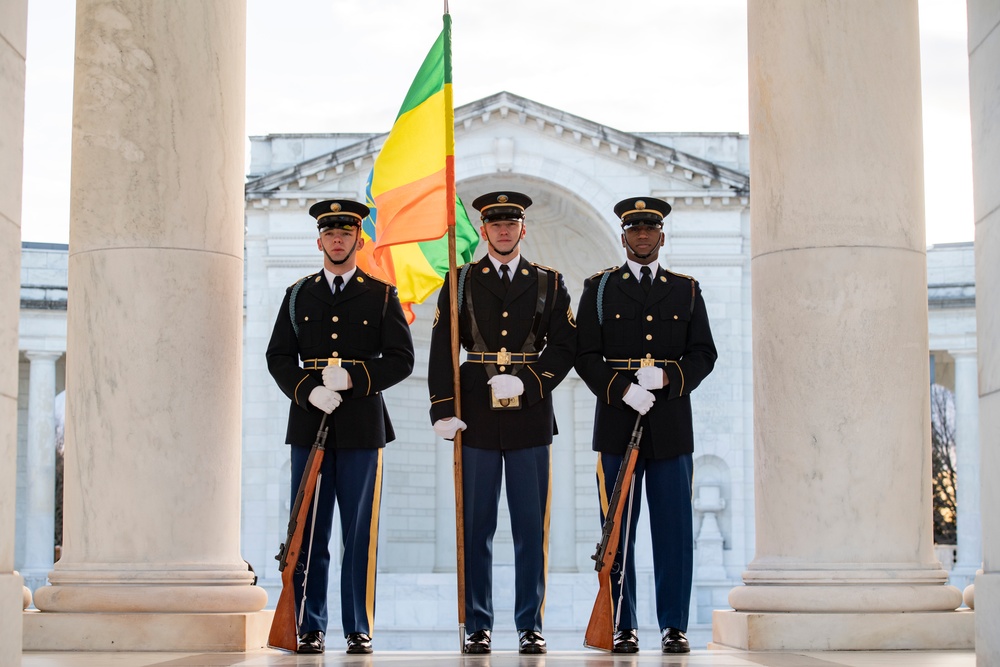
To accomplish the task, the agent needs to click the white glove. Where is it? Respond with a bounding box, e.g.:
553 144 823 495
322 364 351 391
308 386 343 414
433 417 467 440
488 374 524 400
635 366 666 391
623 384 655 415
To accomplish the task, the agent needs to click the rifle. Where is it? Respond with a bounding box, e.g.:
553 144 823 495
584 414 643 651
268 414 329 652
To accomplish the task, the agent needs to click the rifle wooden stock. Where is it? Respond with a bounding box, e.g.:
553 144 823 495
584 415 642 651
268 414 328 652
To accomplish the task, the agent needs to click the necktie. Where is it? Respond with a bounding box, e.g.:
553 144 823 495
500 264 511 290
333 275 343 295
640 266 652 294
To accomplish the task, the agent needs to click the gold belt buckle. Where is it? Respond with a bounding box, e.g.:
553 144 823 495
496 349 511 366
327 357 342 367
640 358 655 368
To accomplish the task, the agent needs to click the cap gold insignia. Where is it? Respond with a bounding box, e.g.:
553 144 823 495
497 195 508 203
331 203 342 212
636 200 646 210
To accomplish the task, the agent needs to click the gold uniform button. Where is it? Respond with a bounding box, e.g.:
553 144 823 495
615 314 621 319
645 353 652 358
332 352 340 357
304 316 309 321
501 330 508 336
363 320 368 325
673 315 679 320
332 333 338 340
502 311 509 318
645 334 652 340
646 315 653 321
499 365 507 372
332 316 338 322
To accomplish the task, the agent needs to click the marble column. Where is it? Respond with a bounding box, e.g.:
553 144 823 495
713 0 968 650
21 351 61 594
1 0 28 662
27 0 267 652
549 379 576 572
967 0 1000 660
950 350 980 589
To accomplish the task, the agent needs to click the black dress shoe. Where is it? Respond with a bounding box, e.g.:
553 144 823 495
661 627 690 654
518 629 547 654
612 628 639 653
464 629 491 654
297 630 325 654
346 632 373 654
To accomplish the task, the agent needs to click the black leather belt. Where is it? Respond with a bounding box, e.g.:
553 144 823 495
302 358 363 370
608 358 669 370
466 351 539 365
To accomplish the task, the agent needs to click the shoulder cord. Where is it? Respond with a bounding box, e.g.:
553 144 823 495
596 271 612 326
457 263 472 315
289 275 311 339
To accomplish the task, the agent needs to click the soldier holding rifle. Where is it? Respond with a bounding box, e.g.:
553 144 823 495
266 199 414 655
427 191 577 655
575 196 717 653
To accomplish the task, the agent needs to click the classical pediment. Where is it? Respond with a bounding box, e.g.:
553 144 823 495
244 91 749 207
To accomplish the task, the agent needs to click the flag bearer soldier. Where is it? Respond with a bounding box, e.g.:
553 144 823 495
266 199 415 655
575 197 717 654
427 191 577 655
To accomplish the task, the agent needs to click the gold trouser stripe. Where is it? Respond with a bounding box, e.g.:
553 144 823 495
597 453 610 517
365 449 384 634
540 446 552 622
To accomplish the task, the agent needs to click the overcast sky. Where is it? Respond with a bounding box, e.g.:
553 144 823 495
20 0 974 245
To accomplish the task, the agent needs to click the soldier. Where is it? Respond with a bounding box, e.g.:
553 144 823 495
266 199 415 655
575 196 717 654
428 191 577 655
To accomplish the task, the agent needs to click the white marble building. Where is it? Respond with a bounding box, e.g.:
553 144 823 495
14 92 980 650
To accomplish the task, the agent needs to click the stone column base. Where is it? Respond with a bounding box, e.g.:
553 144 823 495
711 609 974 650
1 574 25 665
23 609 274 652
975 573 1000 663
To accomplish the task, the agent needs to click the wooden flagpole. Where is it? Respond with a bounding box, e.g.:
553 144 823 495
442 1 466 652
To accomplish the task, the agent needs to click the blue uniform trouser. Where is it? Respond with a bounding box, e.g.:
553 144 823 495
463 445 551 633
290 445 383 638
597 452 693 633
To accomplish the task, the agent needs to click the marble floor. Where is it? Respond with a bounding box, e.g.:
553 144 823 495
20 650 977 667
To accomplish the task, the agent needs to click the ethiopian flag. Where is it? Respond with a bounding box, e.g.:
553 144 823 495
358 12 478 323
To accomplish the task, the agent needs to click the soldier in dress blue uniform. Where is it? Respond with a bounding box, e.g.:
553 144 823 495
266 199 414 655
427 191 577 655
575 196 717 654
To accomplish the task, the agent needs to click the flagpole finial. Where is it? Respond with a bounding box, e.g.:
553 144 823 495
444 0 449 14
